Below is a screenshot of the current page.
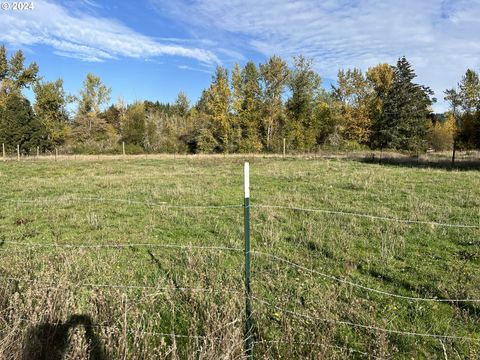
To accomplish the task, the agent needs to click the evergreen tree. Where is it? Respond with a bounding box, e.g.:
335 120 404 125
372 57 434 151
0 94 46 153
100 104 122 133
174 91 190 118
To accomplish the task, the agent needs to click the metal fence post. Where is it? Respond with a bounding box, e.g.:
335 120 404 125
244 162 253 358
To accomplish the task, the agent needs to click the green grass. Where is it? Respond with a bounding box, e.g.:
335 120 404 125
0 156 479 359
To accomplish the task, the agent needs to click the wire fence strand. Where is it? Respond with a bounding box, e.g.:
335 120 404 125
2 239 478 303
3 195 478 228
254 297 480 343
0 240 243 252
0 196 243 210
0 275 242 294
252 204 480 229
252 250 480 303
253 339 381 359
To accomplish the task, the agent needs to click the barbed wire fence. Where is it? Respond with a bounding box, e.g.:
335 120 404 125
0 162 479 358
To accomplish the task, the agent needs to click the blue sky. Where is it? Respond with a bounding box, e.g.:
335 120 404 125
1 0 480 112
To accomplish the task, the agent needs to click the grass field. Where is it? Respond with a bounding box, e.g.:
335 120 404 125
0 156 479 359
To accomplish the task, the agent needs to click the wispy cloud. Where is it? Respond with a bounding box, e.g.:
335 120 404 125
177 64 212 74
155 0 480 111
0 0 219 64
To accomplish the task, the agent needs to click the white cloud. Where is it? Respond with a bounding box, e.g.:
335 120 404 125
155 0 480 111
0 0 219 64
177 64 212 74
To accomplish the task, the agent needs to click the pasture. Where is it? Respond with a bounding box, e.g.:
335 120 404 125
0 155 479 359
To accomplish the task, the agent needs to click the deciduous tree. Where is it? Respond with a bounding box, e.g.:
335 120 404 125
33 79 69 148
286 56 322 151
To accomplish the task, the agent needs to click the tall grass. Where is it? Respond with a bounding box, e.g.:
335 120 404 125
0 156 479 358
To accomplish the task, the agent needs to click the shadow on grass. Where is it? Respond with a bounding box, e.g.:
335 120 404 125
22 314 106 360
356 154 480 171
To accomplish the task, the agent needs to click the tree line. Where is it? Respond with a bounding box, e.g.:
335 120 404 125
1 44 479 155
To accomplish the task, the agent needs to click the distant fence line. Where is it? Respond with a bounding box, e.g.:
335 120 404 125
2 141 480 164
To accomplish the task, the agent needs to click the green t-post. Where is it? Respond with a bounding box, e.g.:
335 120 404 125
244 162 253 358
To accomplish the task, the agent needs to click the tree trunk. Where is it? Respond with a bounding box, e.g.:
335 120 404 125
451 137 456 166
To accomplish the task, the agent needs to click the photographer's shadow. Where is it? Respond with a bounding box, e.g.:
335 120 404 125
22 314 106 360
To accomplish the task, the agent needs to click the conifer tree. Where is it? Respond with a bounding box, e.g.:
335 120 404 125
0 94 45 153
373 57 434 151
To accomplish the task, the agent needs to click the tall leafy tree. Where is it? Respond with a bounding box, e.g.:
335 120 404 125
201 66 231 152
174 91 190 118
33 79 69 148
332 68 372 144
76 73 111 116
121 102 145 148
286 56 322 151
173 91 192 153
372 57 434 151
0 46 39 106
366 63 394 146
458 70 480 148
459 69 480 115
236 61 263 152
231 63 243 149
260 55 289 151
445 69 480 152
73 73 111 144
444 88 462 163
